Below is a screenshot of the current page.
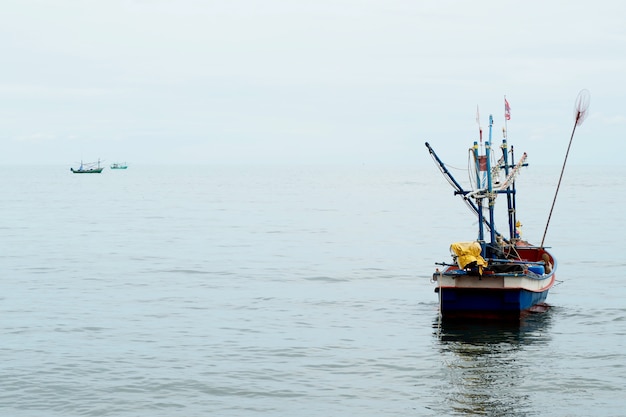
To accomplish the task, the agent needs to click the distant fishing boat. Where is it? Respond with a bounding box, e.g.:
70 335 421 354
427 92 589 320
110 162 128 169
71 159 104 174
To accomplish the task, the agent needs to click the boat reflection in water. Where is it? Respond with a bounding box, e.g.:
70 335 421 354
432 310 553 416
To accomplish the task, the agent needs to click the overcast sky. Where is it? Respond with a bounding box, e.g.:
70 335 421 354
1 0 623 166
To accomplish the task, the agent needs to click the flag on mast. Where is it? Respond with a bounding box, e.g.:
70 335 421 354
505 98 511 120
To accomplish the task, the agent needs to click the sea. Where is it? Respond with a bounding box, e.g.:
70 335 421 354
1 162 624 416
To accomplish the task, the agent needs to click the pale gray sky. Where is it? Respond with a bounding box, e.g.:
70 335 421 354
1 0 623 166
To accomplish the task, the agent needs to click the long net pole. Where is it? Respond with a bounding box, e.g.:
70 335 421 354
541 89 590 247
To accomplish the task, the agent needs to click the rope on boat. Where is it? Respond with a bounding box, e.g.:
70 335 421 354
426 141 500 236
498 153 527 190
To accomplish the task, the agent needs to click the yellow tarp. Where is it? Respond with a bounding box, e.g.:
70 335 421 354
450 241 488 269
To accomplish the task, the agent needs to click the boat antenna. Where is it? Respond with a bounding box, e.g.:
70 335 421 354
541 89 590 247
476 105 483 144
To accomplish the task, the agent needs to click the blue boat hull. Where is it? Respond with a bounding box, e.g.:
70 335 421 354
439 287 550 319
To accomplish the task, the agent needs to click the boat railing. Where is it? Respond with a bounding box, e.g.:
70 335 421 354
485 258 546 265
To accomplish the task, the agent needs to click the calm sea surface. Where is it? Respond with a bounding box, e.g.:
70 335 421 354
1 163 624 416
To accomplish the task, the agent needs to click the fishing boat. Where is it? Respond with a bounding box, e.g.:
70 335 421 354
70 159 104 174
110 162 128 169
427 92 589 320
426 127 555 320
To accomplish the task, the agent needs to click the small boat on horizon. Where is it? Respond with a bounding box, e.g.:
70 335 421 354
71 159 104 174
110 162 128 169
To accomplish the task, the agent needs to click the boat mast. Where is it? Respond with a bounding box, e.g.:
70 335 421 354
501 138 514 240
472 141 485 244
485 115 496 246
502 96 516 241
